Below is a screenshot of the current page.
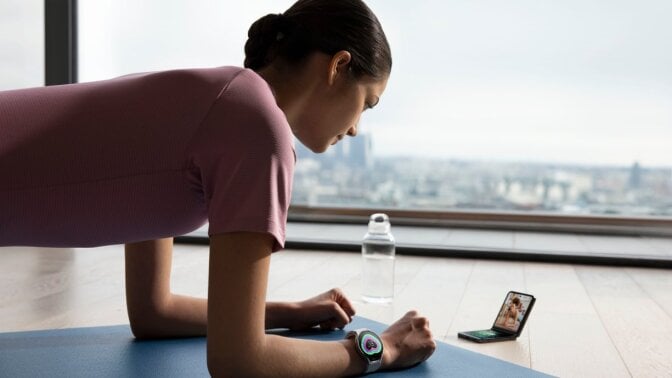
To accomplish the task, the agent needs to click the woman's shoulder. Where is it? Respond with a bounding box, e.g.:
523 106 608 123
213 68 289 136
216 67 277 107
186 67 294 159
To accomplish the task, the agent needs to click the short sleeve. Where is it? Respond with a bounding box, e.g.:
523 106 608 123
187 69 295 252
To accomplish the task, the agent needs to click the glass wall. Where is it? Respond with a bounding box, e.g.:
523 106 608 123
78 1 295 81
78 0 672 217
0 0 44 90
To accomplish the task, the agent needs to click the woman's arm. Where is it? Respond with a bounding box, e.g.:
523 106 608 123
266 288 356 331
207 232 366 377
125 234 435 375
124 239 354 338
124 238 208 338
206 232 436 377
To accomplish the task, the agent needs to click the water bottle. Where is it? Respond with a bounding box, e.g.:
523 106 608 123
361 213 396 303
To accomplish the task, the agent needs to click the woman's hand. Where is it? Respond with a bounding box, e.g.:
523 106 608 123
283 288 357 331
380 310 436 370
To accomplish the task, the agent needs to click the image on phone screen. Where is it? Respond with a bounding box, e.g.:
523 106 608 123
457 291 535 343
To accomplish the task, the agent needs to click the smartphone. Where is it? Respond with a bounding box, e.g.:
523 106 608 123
458 291 535 343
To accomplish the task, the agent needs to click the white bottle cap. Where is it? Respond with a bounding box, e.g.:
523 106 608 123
368 213 391 234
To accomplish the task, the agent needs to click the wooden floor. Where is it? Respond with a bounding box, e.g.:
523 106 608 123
1 244 672 377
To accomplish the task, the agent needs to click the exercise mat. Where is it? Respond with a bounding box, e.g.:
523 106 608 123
0 316 553 377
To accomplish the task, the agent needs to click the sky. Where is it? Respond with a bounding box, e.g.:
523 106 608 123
0 0 43 89
2 0 671 167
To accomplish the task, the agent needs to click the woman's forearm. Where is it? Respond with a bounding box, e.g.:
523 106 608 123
265 301 299 329
265 335 367 377
132 297 308 338
129 294 207 338
209 334 367 377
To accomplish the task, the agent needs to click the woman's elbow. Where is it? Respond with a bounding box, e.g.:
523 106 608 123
207 354 251 377
127 308 169 339
128 317 159 339
207 342 266 377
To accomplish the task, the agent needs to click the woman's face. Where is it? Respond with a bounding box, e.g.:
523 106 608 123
292 54 388 153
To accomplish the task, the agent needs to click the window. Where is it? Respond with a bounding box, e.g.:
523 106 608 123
0 0 43 90
294 0 672 218
78 1 672 220
78 1 295 82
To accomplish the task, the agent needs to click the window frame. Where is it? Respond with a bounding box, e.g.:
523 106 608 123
45 0 77 85
289 205 672 237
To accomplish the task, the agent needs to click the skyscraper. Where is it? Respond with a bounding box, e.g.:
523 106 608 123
348 133 373 169
629 161 642 189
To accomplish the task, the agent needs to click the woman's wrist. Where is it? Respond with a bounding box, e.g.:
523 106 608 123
341 337 368 375
265 301 299 329
380 333 397 370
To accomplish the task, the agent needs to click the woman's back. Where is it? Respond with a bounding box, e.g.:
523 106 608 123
0 67 294 248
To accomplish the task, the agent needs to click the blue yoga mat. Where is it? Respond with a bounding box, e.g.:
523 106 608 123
0 316 552 377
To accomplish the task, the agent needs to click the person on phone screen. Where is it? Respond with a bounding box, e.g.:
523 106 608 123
0 0 436 375
504 297 521 328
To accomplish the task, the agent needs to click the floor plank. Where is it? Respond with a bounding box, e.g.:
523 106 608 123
268 251 358 301
340 254 429 324
529 313 630 378
363 256 475 340
626 267 672 318
576 266 672 377
524 263 630 377
169 244 209 297
267 249 339 300
0 246 127 331
444 260 531 368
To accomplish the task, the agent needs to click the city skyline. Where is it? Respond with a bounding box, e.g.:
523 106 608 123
293 141 672 217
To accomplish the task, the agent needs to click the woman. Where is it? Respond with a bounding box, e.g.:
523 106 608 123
0 0 436 375
505 297 521 328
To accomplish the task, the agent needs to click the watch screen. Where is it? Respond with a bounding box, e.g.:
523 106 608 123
359 331 383 360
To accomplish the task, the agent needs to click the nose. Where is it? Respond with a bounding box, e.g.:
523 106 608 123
347 125 358 137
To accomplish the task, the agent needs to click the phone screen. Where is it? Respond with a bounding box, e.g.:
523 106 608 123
493 292 534 333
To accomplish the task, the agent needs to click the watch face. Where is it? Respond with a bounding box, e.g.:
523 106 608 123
358 331 383 361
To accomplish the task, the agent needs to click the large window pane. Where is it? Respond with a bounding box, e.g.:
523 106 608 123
78 0 295 81
0 0 44 90
79 1 672 217
300 0 672 216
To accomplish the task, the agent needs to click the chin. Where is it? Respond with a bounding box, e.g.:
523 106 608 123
297 139 329 154
312 144 330 154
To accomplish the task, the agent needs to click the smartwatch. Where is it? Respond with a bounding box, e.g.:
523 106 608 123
346 328 384 374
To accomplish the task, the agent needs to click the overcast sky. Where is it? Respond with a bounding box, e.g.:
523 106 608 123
2 0 671 167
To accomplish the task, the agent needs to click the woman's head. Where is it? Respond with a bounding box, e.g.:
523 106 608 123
244 0 391 153
244 0 391 80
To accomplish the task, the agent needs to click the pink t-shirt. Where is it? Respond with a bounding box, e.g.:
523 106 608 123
0 67 295 251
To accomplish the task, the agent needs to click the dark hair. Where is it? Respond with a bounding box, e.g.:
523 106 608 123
244 0 391 80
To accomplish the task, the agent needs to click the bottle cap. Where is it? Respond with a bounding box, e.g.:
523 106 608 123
368 213 391 234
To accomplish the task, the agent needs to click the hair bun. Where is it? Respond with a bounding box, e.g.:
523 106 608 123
247 13 284 40
244 13 287 70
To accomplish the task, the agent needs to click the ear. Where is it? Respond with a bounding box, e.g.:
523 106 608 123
327 50 352 86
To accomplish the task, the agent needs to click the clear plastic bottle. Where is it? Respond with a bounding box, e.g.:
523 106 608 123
361 213 395 303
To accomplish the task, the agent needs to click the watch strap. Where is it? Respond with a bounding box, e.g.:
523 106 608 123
347 328 383 374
